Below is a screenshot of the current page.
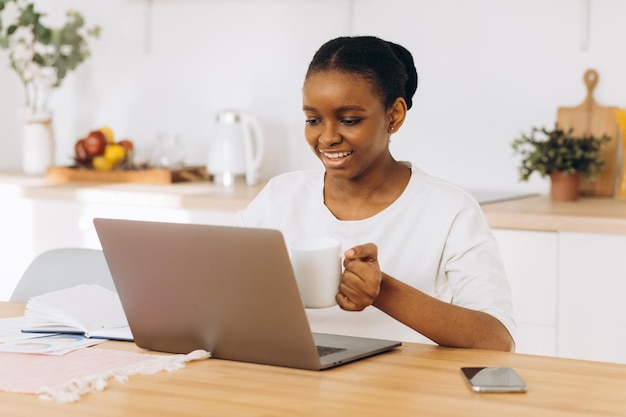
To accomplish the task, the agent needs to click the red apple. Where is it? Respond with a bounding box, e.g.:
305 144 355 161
74 138 92 167
74 139 89 160
118 139 134 151
83 130 107 156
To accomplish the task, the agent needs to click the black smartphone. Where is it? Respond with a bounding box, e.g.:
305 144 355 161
460 367 527 393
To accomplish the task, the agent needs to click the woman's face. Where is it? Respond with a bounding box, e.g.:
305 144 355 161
302 70 392 181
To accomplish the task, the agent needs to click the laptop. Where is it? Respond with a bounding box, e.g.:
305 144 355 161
93 218 401 370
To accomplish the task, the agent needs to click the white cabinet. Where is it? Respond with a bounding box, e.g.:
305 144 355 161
492 229 558 356
494 228 626 364
31 199 239 250
0 197 36 301
558 232 626 363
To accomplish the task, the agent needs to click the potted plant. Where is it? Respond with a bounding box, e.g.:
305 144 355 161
0 0 100 174
511 125 610 201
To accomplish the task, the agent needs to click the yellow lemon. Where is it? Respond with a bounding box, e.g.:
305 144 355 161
99 126 115 144
104 143 126 166
92 155 114 171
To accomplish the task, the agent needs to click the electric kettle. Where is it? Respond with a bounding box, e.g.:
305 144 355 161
206 110 264 186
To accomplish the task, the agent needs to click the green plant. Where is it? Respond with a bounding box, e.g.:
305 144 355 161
0 0 100 113
511 125 610 181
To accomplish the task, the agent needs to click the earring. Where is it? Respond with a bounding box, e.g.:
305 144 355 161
389 126 395 132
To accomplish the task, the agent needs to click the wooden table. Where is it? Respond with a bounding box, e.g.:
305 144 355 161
2 302 626 417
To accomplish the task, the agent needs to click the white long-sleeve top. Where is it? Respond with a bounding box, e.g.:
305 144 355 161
237 163 516 344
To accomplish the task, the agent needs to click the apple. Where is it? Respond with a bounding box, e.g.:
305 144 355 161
118 139 134 151
83 130 107 156
74 139 89 161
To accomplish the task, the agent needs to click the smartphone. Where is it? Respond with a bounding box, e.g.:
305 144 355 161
460 367 527 393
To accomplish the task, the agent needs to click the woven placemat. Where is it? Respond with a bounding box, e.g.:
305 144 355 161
0 347 210 402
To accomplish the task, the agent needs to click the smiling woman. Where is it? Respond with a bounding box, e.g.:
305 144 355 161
302 70 409 219
237 36 515 352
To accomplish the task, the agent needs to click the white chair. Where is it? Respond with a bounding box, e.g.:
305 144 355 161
10 248 116 302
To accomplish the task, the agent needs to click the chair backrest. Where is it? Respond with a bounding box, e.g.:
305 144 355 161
10 248 116 302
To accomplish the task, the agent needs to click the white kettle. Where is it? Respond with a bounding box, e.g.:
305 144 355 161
206 110 264 186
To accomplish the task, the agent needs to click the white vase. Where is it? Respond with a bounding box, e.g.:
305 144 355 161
22 111 55 175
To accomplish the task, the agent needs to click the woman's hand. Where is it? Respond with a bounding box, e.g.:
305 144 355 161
337 243 382 311
335 243 514 351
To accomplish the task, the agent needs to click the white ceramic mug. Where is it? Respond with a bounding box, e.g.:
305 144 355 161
290 238 342 308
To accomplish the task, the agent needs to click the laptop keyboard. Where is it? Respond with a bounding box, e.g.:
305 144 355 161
317 345 346 357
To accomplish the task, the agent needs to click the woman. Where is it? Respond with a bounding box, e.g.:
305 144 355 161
238 36 515 351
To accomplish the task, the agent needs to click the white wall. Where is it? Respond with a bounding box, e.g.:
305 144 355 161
1 0 625 193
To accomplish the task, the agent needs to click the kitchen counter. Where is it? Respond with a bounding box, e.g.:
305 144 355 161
481 194 626 235
2 171 626 235
0 170 265 212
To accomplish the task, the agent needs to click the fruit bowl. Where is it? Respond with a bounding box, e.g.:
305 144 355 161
74 128 135 171
50 126 210 184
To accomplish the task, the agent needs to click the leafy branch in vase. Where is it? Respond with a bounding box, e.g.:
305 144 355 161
0 0 100 116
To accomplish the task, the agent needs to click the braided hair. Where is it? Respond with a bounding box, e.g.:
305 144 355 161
305 36 418 110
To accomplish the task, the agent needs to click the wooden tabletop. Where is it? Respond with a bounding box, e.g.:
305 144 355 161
2 302 626 416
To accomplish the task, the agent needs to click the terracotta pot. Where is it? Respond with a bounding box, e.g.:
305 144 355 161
550 171 581 201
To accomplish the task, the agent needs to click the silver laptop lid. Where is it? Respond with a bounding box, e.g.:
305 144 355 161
94 218 323 370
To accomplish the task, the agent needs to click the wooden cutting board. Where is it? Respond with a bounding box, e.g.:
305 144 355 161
557 69 619 197
46 166 211 184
